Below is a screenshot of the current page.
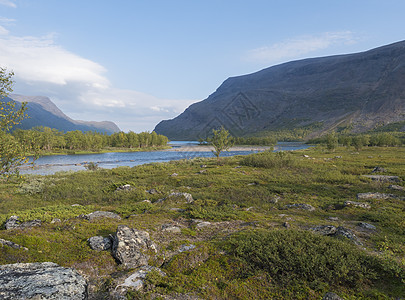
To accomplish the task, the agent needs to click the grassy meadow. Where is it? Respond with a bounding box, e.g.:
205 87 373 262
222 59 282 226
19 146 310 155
0 146 404 299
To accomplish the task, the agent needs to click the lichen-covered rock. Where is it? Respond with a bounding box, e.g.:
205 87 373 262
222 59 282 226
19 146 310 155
80 211 122 221
323 292 344 300
362 175 401 183
4 215 42 230
371 166 387 173
310 225 337 236
358 222 376 230
344 201 371 209
285 203 315 211
88 236 112 251
357 192 396 200
334 226 363 245
161 224 182 233
0 262 87 299
0 238 28 251
168 192 194 203
389 184 405 191
111 225 157 269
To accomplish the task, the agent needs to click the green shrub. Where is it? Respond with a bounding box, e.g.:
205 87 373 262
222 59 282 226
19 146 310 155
241 151 298 169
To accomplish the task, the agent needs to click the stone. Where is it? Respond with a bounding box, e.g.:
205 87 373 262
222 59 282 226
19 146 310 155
0 262 87 299
311 225 337 236
282 222 291 228
327 217 339 221
4 215 41 230
115 184 132 191
161 224 181 233
167 192 194 203
88 236 112 251
334 226 363 245
362 175 401 183
389 184 405 191
285 203 316 211
358 222 376 230
179 244 196 252
0 238 28 251
196 221 211 228
323 292 344 300
147 188 158 194
372 166 387 173
51 218 62 224
81 211 122 221
111 225 157 269
357 192 395 200
114 266 166 294
170 173 178 177
344 201 371 209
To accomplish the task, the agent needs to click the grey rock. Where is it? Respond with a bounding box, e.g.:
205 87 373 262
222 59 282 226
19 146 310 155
358 222 376 230
357 192 396 200
81 211 122 221
147 188 158 194
323 292 344 300
51 218 62 224
0 262 87 299
170 173 178 177
179 244 196 253
88 236 112 251
196 221 211 228
285 203 315 211
4 215 41 230
334 226 363 245
372 166 387 173
362 175 401 183
344 201 371 209
162 225 181 233
168 192 194 203
389 184 405 191
116 184 132 191
327 217 339 221
282 222 291 228
0 238 28 251
311 225 337 235
111 225 157 269
114 266 166 296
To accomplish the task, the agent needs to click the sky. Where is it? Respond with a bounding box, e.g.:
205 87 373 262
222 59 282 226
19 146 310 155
1 0 405 132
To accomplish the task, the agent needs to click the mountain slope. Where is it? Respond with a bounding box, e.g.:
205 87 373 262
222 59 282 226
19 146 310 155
5 94 120 134
154 40 405 140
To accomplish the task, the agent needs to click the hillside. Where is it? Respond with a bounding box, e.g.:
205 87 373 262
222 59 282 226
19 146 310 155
154 40 405 140
6 94 120 134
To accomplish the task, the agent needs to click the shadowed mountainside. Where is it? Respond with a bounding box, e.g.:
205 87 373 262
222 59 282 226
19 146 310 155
155 40 405 140
6 94 120 134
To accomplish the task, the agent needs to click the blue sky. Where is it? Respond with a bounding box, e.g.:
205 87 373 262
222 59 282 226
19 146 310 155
1 0 405 132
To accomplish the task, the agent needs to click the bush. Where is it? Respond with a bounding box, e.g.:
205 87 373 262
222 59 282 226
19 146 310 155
241 151 297 169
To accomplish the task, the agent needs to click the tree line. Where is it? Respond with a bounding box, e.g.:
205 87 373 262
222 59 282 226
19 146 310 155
11 127 169 153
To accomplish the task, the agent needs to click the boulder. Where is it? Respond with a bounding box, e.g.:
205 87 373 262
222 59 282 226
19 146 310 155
0 238 28 251
80 211 122 221
168 192 194 203
361 175 401 183
0 262 87 299
357 192 395 200
111 225 157 269
344 201 371 209
389 184 405 191
334 226 363 245
116 184 132 191
323 292 344 300
371 166 387 173
179 244 196 253
285 203 315 211
310 225 337 236
88 236 112 251
4 215 41 230
358 222 376 230
161 224 181 233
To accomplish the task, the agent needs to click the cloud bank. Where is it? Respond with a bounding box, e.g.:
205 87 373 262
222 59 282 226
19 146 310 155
247 31 358 65
0 27 196 132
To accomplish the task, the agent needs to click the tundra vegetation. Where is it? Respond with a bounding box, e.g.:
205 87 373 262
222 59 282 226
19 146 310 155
0 145 404 299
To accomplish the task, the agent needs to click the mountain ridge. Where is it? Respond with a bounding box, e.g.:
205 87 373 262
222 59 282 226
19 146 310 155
5 94 120 134
154 40 405 140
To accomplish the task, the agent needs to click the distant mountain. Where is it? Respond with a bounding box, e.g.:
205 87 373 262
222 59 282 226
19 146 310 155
154 40 405 140
5 94 120 134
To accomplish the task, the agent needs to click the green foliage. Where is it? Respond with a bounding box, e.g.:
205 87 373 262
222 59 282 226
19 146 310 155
223 229 404 288
240 150 298 169
208 126 235 158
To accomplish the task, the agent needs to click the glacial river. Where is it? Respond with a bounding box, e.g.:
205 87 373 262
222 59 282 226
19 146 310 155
20 141 310 175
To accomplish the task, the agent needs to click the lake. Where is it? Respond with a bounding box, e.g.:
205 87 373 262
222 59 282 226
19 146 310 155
20 141 310 175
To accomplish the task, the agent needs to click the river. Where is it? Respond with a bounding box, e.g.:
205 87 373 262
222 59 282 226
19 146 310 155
20 141 310 175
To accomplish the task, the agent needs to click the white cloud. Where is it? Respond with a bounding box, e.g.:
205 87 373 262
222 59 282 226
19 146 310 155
0 25 9 35
0 0 16 8
247 31 358 65
0 32 196 132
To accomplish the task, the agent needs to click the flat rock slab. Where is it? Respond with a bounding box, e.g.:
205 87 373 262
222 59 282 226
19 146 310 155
344 201 371 209
362 175 401 183
4 215 41 230
88 236 112 251
310 225 363 245
0 262 87 299
285 203 315 211
0 238 28 251
357 192 396 200
80 211 121 221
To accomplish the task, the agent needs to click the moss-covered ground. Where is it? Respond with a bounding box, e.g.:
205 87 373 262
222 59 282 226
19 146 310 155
0 146 404 299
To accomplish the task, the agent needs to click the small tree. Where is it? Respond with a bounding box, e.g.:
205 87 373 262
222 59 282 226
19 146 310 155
210 126 234 159
0 68 30 179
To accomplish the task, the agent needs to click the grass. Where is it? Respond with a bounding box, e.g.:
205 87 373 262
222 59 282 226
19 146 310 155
0 146 404 299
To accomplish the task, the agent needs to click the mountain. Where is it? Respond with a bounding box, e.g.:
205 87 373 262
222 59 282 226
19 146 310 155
5 94 120 134
154 40 405 140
